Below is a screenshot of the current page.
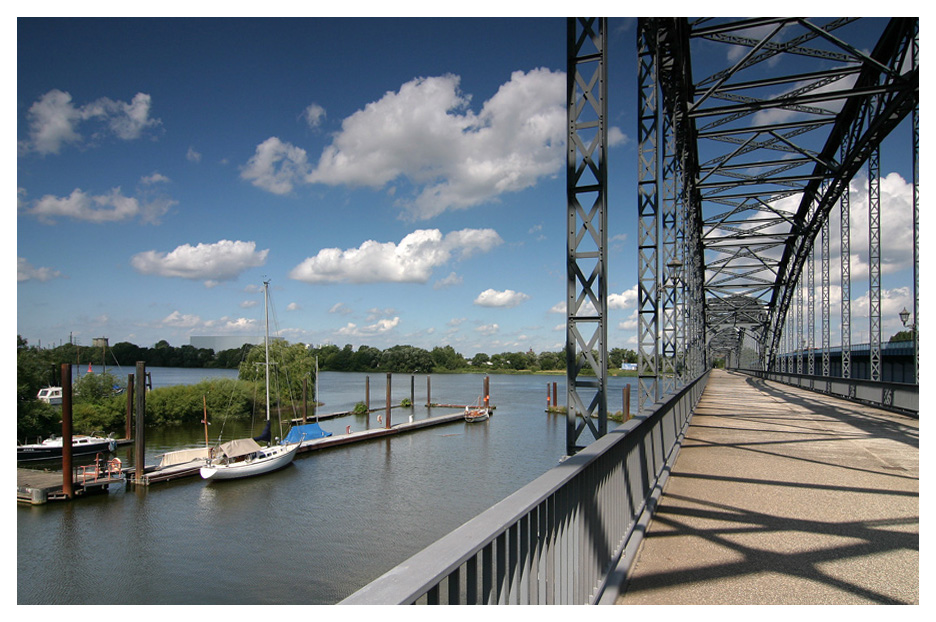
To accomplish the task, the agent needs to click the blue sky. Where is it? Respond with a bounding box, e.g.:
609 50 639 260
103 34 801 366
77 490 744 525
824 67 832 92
16 15 917 357
16 16 640 356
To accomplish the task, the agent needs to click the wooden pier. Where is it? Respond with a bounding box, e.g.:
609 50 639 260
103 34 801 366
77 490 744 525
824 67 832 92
127 406 482 486
17 465 125 505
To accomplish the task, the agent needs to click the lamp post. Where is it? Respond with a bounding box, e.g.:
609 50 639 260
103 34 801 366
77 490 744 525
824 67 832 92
899 307 918 384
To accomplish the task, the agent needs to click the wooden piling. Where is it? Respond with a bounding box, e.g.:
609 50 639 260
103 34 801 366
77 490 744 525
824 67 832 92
385 372 392 429
410 375 415 406
426 375 431 407
61 363 73 499
624 385 631 419
134 361 146 485
552 382 558 409
484 376 490 409
125 373 134 439
366 375 371 411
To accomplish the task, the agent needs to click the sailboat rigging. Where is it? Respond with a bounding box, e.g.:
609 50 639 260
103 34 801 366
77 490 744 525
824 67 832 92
200 280 303 481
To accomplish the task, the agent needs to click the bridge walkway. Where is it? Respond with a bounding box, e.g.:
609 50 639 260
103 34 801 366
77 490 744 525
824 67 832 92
616 369 919 605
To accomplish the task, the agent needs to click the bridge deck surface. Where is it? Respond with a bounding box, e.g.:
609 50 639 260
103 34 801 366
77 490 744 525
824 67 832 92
616 369 918 605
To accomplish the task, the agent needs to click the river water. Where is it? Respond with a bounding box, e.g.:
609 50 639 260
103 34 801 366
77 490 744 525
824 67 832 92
18 368 637 604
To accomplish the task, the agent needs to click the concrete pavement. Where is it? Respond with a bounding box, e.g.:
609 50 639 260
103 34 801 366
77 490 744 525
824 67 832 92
616 369 919 605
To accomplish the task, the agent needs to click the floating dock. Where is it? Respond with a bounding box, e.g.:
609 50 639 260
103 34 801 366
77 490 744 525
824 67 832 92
17 465 125 505
129 406 483 486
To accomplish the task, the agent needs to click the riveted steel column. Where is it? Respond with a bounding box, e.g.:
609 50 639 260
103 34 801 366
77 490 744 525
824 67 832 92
807 230 815 377
912 20 919 384
821 214 831 378
566 17 608 454
841 171 852 382
637 18 659 413
868 145 881 381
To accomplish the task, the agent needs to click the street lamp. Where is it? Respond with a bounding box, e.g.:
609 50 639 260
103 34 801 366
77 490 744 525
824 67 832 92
899 307 912 328
899 306 918 384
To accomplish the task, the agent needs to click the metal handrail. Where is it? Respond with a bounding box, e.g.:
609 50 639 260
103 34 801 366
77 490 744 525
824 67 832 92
738 368 918 415
340 371 710 605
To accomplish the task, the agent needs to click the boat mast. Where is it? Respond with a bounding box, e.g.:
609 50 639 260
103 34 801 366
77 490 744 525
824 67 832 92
264 280 271 428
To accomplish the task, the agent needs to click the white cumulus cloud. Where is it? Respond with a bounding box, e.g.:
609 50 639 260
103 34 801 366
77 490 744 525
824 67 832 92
240 136 311 195
290 228 502 284
244 69 574 219
24 187 175 225
337 317 401 337
21 89 160 155
131 240 268 285
18 257 62 282
474 289 530 308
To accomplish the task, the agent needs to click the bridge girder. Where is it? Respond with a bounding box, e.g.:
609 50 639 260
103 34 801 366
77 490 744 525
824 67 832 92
642 17 919 373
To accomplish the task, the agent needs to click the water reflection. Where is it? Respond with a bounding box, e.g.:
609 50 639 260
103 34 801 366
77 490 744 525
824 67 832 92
19 371 637 604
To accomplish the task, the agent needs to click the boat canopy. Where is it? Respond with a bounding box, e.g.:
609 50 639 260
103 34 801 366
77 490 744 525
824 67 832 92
218 438 263 459
282 423 332 444
158 447 212 468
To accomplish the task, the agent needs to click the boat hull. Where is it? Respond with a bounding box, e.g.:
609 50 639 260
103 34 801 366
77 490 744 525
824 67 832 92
200 443 300 481
17 437 116 462
464 410 490 423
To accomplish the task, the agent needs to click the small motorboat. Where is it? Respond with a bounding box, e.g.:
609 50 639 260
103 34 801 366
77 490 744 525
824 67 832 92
464 403 491 423
17 433 116 462
36 387 62 405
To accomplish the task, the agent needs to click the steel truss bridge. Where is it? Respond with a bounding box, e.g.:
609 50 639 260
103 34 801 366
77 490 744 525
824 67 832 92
565 17 918 453
343 16 918 604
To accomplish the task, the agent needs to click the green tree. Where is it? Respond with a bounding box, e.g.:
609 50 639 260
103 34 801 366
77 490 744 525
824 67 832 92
889 330 913 343
239 339 315 405
537 351 563 370
431 345 464 371
17 336 60 441
379 345 434 373
471 352 490 367
73 371 126 404
351 345 382 371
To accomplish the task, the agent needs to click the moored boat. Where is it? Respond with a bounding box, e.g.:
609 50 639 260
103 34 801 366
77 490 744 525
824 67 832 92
36 387 62 405
17 433 116 462
200 280 303 481
464 398 491 423
199 439 300 480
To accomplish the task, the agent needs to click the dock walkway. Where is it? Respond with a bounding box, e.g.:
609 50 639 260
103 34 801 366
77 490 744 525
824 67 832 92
616 369 919 605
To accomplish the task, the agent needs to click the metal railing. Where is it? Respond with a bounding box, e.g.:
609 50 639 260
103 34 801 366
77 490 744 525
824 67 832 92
739 368 918 415
339 370 710 605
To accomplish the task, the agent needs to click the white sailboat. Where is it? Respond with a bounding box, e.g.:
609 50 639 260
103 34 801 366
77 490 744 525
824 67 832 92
201 280 302 481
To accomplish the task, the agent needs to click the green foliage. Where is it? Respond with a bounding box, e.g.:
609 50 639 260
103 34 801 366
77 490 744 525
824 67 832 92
889 330 913 343
378 345 434 373
72 401 125 434
17 336 60 440
239 339 315 405
431 346 465 371
352 401 368 415
400 398 412 407
74 372 125 404
145 379 259 426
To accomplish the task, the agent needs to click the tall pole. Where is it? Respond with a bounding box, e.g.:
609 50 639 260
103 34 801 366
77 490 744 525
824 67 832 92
134 361 146 484
125 373 134 440
385 372 392 429
263 280 271 430
61 363 73 499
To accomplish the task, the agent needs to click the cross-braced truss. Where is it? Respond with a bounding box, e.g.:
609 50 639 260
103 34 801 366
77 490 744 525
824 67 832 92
636 17 918 390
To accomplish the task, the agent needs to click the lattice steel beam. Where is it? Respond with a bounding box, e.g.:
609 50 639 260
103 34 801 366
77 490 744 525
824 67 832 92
868 145 881 381
566 17 608 454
